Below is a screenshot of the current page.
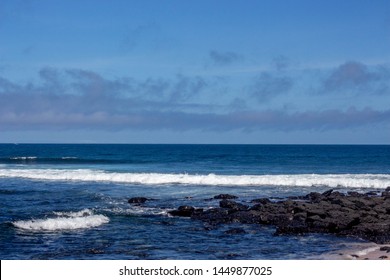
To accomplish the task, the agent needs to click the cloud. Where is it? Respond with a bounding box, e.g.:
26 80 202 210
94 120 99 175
323 61 390 95
272 55 290 71
208 50 243 66
169 74 208 102
0 68 214 122
1 67 389 133
1 103 389 132
250 72 293 102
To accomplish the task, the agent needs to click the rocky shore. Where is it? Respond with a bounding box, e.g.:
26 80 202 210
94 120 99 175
163 188 390 244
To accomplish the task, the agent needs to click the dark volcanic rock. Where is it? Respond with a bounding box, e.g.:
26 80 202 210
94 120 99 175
214 194 238 199
305 192 323 203
219 200 249 211
251 198 271 204
380 246 390 252
168 206 199 217
382 191 390 199
192 208 232 225
128 197 149 204
365 191 380 196
322 189 334 197
167 190 390 244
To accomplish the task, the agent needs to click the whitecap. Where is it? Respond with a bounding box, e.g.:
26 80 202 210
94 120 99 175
13 210 109 231
10 157 37 160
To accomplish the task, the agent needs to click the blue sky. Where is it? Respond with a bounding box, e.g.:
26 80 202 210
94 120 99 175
0 0 389 144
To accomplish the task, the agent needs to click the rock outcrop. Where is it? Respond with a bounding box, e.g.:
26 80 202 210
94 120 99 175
169 189 390 244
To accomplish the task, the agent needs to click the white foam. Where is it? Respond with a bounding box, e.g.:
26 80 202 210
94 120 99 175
13 209 109 231
52 208 94 218
0 168 389 188
10 157 37 160
107 207 169 216
355 246 381 256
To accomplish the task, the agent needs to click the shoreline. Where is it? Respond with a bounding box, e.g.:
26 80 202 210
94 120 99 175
321 242 390 260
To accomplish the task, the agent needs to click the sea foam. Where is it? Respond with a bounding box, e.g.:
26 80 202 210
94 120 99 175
10 157 37 160
1 168 390 188
12 209 109 231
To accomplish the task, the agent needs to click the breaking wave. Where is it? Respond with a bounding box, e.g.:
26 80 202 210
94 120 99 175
9 157 37 160
1 168 390 188
12 209 109 231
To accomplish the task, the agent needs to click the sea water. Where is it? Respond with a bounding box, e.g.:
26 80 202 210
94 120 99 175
0 144 389 259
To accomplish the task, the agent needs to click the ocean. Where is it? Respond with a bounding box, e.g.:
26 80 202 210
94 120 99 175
1 144 389 260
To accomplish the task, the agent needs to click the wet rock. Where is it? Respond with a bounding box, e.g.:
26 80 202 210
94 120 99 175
347 191 364 197
128 197 148 204
379 246 390 252
219 200 249 211
382 191 390 199
305 192 323 203
230 210 263 224
168 205 197 217
251 198 271 204
170 190 390 244
365 191 380 196
322 189 334 197
214 194 238 200
192 208 232 225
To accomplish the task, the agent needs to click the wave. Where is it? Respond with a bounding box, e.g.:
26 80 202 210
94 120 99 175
9 157 38 160
0 156 130 165
1 168 389 188
12 209 109 231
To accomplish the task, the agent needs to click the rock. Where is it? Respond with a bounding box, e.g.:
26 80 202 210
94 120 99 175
324 191 345 201
168 205 197 217
128 197 148 204
170 190 390 244
347 191 364 197
322 189 334 197
192 208 232 225
381 191 390 199
250 204 265 211
379 255 388 259
379 246 390 251
214 194 238 199
305 192 323 202
219 200 249 211
251 198 271 204
230 210 264 224
365 191 379 196
224 228 247 235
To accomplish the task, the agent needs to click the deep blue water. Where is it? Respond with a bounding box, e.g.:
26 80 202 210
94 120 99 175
1 144 389 259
